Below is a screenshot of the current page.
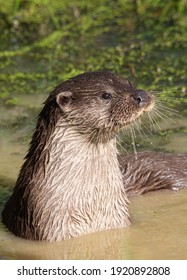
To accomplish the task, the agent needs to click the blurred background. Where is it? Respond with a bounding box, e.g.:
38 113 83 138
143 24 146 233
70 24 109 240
0 1 187 93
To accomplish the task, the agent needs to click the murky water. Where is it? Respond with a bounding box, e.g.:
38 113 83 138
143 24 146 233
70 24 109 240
0 94 187 260
0 189 187 260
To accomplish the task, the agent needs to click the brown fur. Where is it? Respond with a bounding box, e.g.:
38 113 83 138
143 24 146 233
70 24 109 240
119 152 187 195
2 70 187 241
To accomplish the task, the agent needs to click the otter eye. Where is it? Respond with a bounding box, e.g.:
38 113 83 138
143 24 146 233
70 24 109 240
101 92 112 100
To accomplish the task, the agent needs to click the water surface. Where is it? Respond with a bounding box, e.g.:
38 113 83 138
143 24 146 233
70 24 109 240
0 189 187 260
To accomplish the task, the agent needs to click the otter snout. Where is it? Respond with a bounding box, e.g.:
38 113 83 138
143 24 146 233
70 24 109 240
133 90 150 107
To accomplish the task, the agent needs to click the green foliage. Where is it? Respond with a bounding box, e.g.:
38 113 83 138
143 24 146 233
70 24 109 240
0 0 186 99
0 0 186 144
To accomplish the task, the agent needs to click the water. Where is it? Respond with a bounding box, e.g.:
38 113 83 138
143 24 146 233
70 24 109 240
0 189 187 260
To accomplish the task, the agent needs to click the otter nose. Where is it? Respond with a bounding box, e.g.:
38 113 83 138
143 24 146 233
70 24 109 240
133 90 149 106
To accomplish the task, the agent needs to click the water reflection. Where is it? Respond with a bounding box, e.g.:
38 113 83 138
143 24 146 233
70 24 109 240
1 189 187 260
0 225 131 260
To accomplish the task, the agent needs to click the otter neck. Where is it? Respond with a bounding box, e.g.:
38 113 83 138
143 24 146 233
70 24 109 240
23 118 130 241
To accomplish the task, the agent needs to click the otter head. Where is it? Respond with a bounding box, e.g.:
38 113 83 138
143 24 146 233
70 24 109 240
48 71 154 143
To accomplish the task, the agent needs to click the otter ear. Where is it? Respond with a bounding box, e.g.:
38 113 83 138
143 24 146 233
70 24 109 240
56 91 73 111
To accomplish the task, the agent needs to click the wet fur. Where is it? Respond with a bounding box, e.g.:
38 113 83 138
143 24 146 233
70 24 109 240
119 153 187 195
2 70 187 241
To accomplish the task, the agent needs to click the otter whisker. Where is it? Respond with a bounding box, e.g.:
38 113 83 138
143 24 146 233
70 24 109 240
135 119 153 141
155 106 180 119
155 101 179 113
152 108 176 125
149 112 163 133
147 111 157 132
128 124 138 159
148 111 162 131
155 107 177 121
115 133 129 155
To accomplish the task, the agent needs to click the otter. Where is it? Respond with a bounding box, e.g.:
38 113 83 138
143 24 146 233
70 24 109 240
2 70 187 242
